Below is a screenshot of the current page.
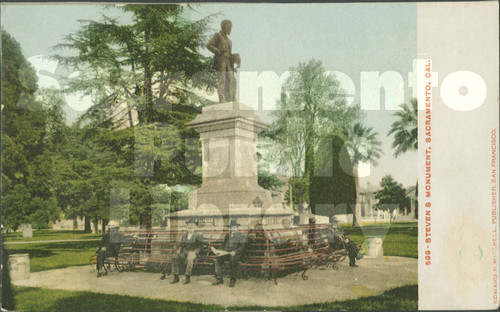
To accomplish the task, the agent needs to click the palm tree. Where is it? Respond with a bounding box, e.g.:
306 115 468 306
344 123 383 226
388 98 418 157
389 98 419 218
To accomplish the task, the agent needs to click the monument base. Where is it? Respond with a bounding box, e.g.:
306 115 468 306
166 204 294 230
365 236 384 258
9 254 30 281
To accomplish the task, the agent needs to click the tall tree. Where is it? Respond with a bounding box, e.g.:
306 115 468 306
52 5 216 229
344 122 382 226
267 60 360 178
1 30 61 230
388 98 418 217
388 98 418 157
309 135 356 217
265 60 360 211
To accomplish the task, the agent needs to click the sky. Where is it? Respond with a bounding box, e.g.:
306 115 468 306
1 3 418 189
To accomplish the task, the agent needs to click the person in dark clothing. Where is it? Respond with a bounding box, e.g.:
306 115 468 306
96 222 123 277
344 235 360 267
211 219 247 287
171 219 204 285
326 219 361 267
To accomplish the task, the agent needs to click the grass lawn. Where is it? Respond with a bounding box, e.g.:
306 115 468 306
342 222 418 258
4 240 98 272
12 284 417 312
3 230 101 242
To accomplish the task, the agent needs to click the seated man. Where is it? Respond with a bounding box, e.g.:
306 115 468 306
326 219 361 267
96 221 123 277
211 219 247 287
171 219 204 285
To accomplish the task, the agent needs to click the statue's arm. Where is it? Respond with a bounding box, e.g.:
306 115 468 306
206 34 220 56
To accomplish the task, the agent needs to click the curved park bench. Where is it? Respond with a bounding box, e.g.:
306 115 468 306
90 254 129 275
106 224 350 285
242 224 349 284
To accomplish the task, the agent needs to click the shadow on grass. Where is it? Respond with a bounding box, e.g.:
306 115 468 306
14 284 417 312
14 286 223 312
233 285 418 311
4 230 101 242
4 241 99 272
52 296 221 312
3 246 55 258
4 241 98 258
289 284 418 311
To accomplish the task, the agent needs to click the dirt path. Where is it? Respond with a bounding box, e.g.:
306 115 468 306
12 256 417 307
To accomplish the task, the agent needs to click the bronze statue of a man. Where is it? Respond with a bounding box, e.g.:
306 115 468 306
207 20 240 103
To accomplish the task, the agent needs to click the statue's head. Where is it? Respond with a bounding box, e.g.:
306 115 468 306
221 20 232 35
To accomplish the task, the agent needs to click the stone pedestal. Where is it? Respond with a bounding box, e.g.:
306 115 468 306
8 254 30 281
21 224 33 238
166 102 292 229
168 203 293 230
366 237 384 258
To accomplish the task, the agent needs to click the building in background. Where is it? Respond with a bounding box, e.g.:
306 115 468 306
335 182 417 224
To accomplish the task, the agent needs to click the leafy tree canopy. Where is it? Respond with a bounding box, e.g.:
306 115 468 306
388 98 418 157
47 5 217 230
374 175 410 212
54 4 217 126
1 30 61 230
265 59 361 178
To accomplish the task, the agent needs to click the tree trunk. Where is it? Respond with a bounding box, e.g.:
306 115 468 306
73 218 78 230
304 115 315 215
415 181 419 219
127 107 134 128
140 212 152 230
139 212 152 254
352 164 362 227
84 216 91 233
307 217 316 245
144 28 153 122
1 249 15 310
304 122 315 180
101 219 107 236
93 219 99 234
